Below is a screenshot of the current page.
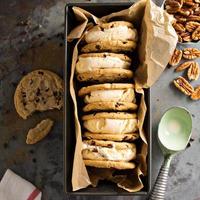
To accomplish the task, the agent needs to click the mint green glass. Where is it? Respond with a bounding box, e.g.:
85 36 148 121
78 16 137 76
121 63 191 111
149 107 192 200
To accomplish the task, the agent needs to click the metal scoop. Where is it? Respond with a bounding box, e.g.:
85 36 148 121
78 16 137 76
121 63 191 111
149 107 192 200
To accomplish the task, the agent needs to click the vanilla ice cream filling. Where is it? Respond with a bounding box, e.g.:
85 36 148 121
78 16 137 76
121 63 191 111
85 26 137 43
82 142 135 161
84 88 135 103
76 56 131 73
83 118 138 134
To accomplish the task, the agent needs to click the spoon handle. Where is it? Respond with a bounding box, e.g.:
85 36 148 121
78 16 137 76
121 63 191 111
149 155 172 200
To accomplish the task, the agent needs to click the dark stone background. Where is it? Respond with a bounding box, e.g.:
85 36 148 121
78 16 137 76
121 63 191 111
0 0 200 200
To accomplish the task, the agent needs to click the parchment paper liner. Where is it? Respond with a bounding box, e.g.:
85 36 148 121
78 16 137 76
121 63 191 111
68 0 178 192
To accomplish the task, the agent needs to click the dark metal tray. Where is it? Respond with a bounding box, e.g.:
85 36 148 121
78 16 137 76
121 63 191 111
64 2 152 196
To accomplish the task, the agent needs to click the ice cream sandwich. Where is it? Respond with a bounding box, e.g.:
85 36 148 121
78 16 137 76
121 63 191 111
81 21 138 53
78 83 137 112
82 139 136 169
76 53 133 82
82 112 138 134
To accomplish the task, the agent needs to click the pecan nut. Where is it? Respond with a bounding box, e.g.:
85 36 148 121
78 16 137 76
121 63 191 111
192 26 200 41
175 61 194 71
173 76 194 95
185 21 200 32
183 48 200 59
183 0 196 6
178 8 192 16
186 15 200 22
174 14 187 22
169 49 183 66
173 22 186 32
165 0 183 13
180 32 192 42
187 62 200 80
191 86 200 100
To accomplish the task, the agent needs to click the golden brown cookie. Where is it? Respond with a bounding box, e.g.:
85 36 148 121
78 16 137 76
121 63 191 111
81 40 137 53
83 102 138 112
14 70 63 119
26 118 54 144
84 160 136 169
83 132 139 142
77 68 133 82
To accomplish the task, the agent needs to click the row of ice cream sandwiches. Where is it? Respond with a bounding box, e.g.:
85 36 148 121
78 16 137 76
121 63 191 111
75 20 139 170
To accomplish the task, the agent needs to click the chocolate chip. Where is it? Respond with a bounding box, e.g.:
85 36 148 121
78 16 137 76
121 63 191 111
92 148 98 152
115 102 124 107
45 88 49 92
23 101 27 106
103 54 107 58
123 42 127 44
22 92 26 97
123 136 130 141
107 144 113 148
38 71 44 75
53 91 58 96
91 141 96 145
96 45 101 50
35 97 40 103
32 158 37 163
36 88 40 96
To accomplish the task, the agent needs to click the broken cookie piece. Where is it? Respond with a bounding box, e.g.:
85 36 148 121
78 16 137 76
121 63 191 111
26 118 54 144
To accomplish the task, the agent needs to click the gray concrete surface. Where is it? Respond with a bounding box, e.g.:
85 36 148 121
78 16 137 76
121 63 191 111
0 0 200 200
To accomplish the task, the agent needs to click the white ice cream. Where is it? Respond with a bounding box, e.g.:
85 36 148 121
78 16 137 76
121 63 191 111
84 88 135 103
83 118 138 134
82 142 135 161
85 26 138 43
76 56 131 73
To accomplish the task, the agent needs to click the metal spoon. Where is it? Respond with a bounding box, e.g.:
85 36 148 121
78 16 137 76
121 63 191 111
149 107 192 200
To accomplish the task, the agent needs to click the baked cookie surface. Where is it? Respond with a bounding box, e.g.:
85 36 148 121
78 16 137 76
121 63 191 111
83 102 138 112
26 118 54 144
14 69 63 119
77 68 133 82
81 40 137 53
83 132 139 142
84 160 136 169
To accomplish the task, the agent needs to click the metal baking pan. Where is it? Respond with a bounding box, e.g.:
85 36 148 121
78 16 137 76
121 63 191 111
64 2 152 196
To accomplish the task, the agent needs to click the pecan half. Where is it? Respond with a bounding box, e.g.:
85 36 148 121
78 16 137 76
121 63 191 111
173 22 186 32
192 26 200 41
191 86 200 100
175 61 194 71
187 62 200 80
185 21 200 32
183 0 196 6
180 32 192 42
183 48 200 59
165 0 183 13
187 15 200 22
173 76 194 95
169 49 183 66
175 14 187 22
178 8 192 16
